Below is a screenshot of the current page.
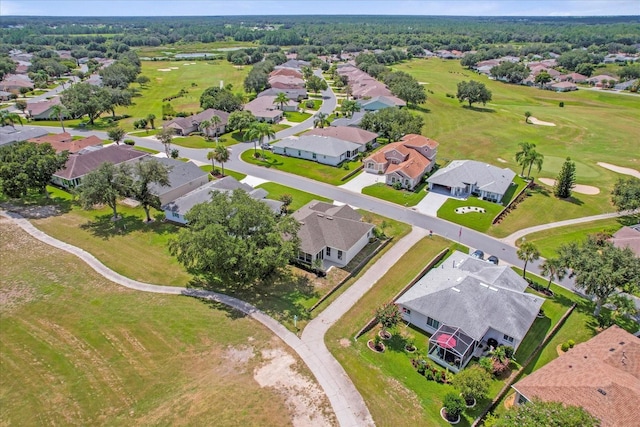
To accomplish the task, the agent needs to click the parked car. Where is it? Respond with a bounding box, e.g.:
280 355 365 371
471 249 485 260
261 143 272 150
487 255 499 265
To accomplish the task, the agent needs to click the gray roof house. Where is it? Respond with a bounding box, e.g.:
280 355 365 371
292 201 375 268
0 126 48 147
134 157 209 206
396 251 544 372
272 135 362 166
164 108 230 137
163 176 282 224
258 87 308 101
331 111 366 128
427 160 516 203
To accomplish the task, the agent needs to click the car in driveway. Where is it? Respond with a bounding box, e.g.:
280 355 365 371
470 249 485 260
261 143 272 150
487 255 499 265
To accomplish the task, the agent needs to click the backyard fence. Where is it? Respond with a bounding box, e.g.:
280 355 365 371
491 180 533 225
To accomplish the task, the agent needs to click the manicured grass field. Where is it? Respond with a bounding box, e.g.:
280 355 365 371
301 99 323 110
518 216 634 258
240 150 361 185
437 198 504 232
284 111 312 122
256 182 332 212
198 165 247 182
395 58 639 230
361 182 428 206
0 220 307 426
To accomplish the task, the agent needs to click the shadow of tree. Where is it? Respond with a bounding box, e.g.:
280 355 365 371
462 105 496 113
80 211 176 240
410 105 431 113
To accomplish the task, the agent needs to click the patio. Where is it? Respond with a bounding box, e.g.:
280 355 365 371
428 324 477 373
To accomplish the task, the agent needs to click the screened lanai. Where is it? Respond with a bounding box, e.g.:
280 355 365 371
428 324 477 373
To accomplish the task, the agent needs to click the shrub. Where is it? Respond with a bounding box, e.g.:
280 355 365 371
170 148 180 159
442 392 465 420
305 100 315 108
502 345 515 359
452 365 491 402
559 101 564 107
561 342 570 352
567 339 575 348
123 139 135 146
392 181 403 190
478 356 493 373
343 163 350 170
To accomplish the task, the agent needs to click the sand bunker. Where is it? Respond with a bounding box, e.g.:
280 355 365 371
497 158 507 163
169 67 179 70
529 117 556 127
538 178 600 195
597 162 640 179
157 68 172 72
418 82 429 85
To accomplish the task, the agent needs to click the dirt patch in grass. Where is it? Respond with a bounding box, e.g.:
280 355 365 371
254 348 337 427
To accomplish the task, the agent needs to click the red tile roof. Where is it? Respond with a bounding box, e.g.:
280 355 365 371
31 134 103 154
513 326 640 427
364 134 438 180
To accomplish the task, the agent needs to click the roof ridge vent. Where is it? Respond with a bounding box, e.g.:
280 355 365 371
488 286 498 291
451 287 461 292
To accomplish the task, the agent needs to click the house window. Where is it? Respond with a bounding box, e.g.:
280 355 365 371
326 247 331 256
172 212 180 218
503 334 514 343
427 317 440 329
337 250 343 260
312 153 317 159
402 307 411 315
298 150 301 156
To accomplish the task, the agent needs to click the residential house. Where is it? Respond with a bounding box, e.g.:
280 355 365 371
0 90 13 101
258 87 308 101
305 126 378 149
26 97 69 120
29 133 103 154
364 134 438 190
162 176 282 224
52 145 148 189
0 126 48 147
275 59 311 70
331 111 366 128
243 96 285 123
396 250 544 372
557 72 588 83
269 68 303 79
268 75 305 89
550 81 578 92
615 79 638 91
164 108 230 137
611 224 640 257
357 95 406 111
587 75 619 87
272 135 361 166
135 157 209 206
511 326 640 427
292 201 375 268
427 160 516 203
0 74 34 92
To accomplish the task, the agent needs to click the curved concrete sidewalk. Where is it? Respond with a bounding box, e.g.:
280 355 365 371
1 210 383 427
501 211 631 246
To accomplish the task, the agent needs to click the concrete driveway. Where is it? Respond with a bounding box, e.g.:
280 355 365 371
338 171 383 192
413 191 450 217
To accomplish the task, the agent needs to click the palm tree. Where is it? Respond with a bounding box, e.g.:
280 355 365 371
147 113 156 129
515 142 535 177
209 115 222 141
274 92 289 111
524 111 532 124
314 112 330 129
540 257 567 291
340 99 359 118
213 144 230 176
206 150 216 175
517 241 540 280
49 104 69 132
0 110 23 128
246 122 275 157
199 119 212 141
526 149 544 179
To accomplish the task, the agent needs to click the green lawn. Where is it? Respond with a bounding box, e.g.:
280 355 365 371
301 99 322 110
362 182 428 206
1 219 310 426
256 182 332 212
134 146 161 154
395 58 639 231
437 198 504 232
518 216 635 258
171 135 218 149
284 111 312 122
198 165 247 182
240 150 362 186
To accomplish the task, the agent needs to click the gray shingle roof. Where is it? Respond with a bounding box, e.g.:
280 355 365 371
54 145 149 180
272 135 361 158
140 158 208 196
258 88 308 100
0 126 49 147
330 111 366 128
292 201 374 255
427 160 516 196
163 176 282 215
396 251 544 343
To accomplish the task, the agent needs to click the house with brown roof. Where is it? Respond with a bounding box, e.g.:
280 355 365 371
0 74 34 92
305 126 378 148
52 145 148 189
164 108 230 137
364 134 438 190
611 224 640 257
550 81 578 92
29 133 103 154
26 97 69 120
292 201 375 268
511 326 640 427
269 68 303 79
268 75 305 89
587 74 619 87
558 72 588 83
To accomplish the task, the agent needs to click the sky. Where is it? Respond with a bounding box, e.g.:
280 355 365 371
1 1 639 17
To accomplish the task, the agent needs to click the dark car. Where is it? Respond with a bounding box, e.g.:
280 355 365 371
471 249 484 260
487 255 499 265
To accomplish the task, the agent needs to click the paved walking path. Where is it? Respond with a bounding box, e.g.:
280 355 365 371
501 210 633 246
1 211 440 426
